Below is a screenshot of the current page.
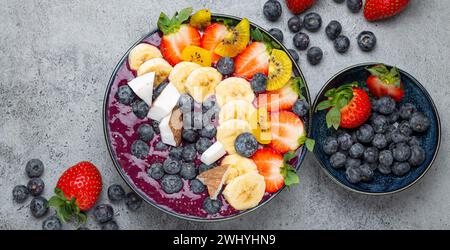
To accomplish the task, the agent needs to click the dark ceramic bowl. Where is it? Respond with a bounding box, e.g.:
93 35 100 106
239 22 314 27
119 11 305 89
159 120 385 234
311 63 441 195
103 14 312 221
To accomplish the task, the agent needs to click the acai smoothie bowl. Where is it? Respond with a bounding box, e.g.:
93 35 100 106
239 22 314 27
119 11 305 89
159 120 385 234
103 8 313 221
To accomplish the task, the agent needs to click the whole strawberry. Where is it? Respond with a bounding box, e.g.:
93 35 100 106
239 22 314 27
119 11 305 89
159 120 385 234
285 0 315 14
366 64 404 101
49 161 102 222
364 0 410 21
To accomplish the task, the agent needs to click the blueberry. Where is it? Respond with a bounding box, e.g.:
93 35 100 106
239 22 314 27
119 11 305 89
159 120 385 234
323 136 339 155
379 150 394 167
182 129 199 143
155 141 169 151
392 142 411 162
288 49 299 63
388 109 400 123
178 94 194 112
337 132 354 151
372 134 388 149
399 103 416 120
151 121 160 134
356 124 375 143
182 144 197 162
251 73 268 94
202 97 216 113
292 99 309 117
408 136 421 147
372 114 389 133
132 100 149 119
234 133 258 157
345 158 361 169
269 28 283 43
163 158 181 174
137 124 154 142
200 126 217 139
199 163 216 173
376 97 395 115
107 184 126 202
330 152 347 169
326 20 342 40
161 175 183 194
196 138 213 154
359 163 374 182
409 145 426 167
216 57 235 75
27 178 44 196
131 140 149 159
125 192 143 211
169 147 183 159
25 159 44 178
12 185 29 203
117 85 136 105
378 164 392 175
148 162 165 180
152 82 168 101
180 162 197 180
392 162 411 176
357 31 377 52
333 35 350 53
390 129 409 144
190 179 206 194
101 220 119 230
371 98 380 112
303 13 322 32
30 196 48 218
347 0 362 13
203 197 222 214
293 32 310 50
364 147 379 163
349 143 365 158
409 112 431 133
399 120 412 136
42 216 62 230
307 47 323 65
263 0 282 21
345 167 362 184
93 204 114 223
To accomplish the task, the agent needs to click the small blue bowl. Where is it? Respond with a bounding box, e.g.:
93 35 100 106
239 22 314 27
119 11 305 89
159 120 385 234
311 63 441 195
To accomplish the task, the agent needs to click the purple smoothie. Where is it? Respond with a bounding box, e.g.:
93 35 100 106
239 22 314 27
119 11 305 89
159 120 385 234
105 31 303 220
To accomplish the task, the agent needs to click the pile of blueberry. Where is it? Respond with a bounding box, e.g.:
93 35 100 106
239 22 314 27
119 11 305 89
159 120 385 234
323 96 430 184
263 0 377 66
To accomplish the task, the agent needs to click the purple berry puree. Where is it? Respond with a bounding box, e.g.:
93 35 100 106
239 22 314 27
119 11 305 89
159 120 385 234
105 31 302 220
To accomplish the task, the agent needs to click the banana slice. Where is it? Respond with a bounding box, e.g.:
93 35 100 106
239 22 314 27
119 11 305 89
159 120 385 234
221 154 258 184
215 77 255 107
185 67 222 103
218 100 257 125
216 119 251 154
222 172 266 211
168 61 201 93
137 58 173 86
128 43 163 71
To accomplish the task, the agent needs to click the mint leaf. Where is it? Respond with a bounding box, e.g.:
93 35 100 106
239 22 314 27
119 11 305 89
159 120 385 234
177 7 193 23
326 107 341 130
215 18 235 27
157 12 171 34
251 28 264 42
305 138 315 152
282 164 299 187
283 150 297 162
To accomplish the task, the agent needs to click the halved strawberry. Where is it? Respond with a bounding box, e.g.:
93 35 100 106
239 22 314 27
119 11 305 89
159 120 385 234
366 64 404 102
158 8 201 66
233 42 270 80
257 78 302 112
269 111 306 153
201 23 228 63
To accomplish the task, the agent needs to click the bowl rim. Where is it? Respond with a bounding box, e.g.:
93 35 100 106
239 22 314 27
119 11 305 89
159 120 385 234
102 13 312 222
311 62 442 196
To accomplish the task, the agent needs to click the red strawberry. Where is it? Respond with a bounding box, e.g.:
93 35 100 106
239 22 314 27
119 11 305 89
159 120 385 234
317 83 372 129
233 42 269 80
269 111 306 153
366 64 404 102
257 78 302 112
158 8 201 65
364 0 410 22
49 161 102 222
201 23 228 63
285 0 315 14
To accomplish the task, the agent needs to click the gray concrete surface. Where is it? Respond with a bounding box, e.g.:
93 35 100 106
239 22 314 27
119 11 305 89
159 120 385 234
0 0 449 230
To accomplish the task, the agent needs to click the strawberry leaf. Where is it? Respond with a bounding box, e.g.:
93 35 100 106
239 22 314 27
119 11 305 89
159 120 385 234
282 164 299 187
316 99 332 111
305 138 315 152
326 107 341 130
157 8 193 35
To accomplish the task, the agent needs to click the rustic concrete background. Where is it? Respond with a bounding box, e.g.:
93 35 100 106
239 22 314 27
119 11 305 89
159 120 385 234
1 0 449 230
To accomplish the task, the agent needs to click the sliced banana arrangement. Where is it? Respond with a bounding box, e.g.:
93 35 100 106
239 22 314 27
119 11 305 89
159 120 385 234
216 119 252 154
218 99 256 125
215 77 255 107
128 43 163 71
185 67 222 103
168 61 201 93
221 154 258 184
137 58 173 86
222 172 266 211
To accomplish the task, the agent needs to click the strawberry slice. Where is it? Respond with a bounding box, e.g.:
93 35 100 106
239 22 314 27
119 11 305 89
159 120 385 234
366 64 404 102
158 8 201 66
269 111 306 153
257 78 302 112
201 23 228 63
233 42 270 80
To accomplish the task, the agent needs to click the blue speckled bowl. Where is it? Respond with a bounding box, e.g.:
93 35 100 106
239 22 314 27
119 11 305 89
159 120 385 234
311 63 441 195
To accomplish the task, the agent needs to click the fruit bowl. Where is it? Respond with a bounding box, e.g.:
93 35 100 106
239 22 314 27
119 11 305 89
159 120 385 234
311 63 441 195
103 12 312 221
